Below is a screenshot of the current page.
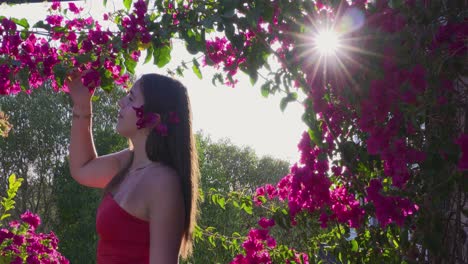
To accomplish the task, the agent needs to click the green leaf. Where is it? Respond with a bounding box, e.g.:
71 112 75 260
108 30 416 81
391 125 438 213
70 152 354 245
153 45 172 68
33 20 50 30
249 70 258 86
288 92 298 100
103 0 108 6
20 30 28 40
12 18 29 29
280 97 289 112
176 67 184 77
53 64 67 87
8 174 16 186
351 239 359 252
99 68 114 92
144 46 154 64
208 235 216 247
242 203 253 214
76 53 92 64
392 239 399 248
308 127 322 147
212 73 223 86
192 58 202 79
123 0 132 11
0 214 11 221
261 81 271 98
211 193 218 204
124 56 137 75
217 197 226 209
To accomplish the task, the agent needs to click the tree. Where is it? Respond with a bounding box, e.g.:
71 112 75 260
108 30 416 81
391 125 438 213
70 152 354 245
0 87 70 231
187 133 291 263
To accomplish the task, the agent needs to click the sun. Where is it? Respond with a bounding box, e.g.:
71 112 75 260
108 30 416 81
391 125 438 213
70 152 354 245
314 30 340 55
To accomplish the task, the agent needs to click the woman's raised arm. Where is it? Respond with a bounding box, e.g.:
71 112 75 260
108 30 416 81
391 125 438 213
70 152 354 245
67 72 130 188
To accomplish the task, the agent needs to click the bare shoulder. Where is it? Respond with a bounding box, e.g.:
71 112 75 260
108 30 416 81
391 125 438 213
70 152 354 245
138 163 182 200
137 163 184 222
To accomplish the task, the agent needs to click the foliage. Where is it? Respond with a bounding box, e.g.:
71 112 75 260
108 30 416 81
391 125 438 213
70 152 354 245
187 134 291 263
0 86 70 231
0 0 466 263
0 174 69 264
0 175 22 223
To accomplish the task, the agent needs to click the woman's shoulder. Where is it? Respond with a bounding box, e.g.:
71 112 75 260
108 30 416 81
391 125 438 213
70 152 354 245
137 162 181 194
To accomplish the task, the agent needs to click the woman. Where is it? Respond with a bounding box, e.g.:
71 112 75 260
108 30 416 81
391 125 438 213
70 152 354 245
67 72 199 264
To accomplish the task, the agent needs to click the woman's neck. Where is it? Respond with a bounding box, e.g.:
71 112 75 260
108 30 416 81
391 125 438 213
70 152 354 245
129 135 152 170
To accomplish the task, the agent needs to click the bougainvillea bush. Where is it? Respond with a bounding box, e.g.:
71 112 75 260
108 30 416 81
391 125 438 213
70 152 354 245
0 0 466 263
0 175 69 263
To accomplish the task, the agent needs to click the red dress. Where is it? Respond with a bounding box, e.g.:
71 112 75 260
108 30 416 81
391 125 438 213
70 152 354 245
96 193 150 264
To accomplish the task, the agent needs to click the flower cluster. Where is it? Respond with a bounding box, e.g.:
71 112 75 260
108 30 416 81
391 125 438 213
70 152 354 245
0 211 69 263
204 37 246 87
121 0 150 49
366 179 419 227
0 0 155 95
132 105 179 136
230 229 276 264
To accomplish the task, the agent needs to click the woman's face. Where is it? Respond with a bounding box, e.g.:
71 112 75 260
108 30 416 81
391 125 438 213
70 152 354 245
116 80 147 137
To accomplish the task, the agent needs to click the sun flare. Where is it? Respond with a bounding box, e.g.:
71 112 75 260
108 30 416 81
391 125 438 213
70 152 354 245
314 30 339 55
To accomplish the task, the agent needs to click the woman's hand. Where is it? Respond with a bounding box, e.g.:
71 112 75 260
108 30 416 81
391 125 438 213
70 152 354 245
66 70 95 107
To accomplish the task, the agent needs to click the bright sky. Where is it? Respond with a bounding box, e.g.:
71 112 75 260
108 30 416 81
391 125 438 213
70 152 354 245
0 1 307 163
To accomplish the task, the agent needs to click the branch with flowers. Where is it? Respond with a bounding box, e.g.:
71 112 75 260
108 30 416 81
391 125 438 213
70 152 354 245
0 0 466 263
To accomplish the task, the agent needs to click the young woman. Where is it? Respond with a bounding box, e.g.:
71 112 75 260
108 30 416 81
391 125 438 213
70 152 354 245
67 72 200 264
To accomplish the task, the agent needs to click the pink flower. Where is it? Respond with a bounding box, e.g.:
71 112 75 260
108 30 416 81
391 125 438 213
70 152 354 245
0 228 14 243
168 112 180 124
51 1 60 10
10 257 22 264
131 50 141 61
254 186 265 205
258 217 275 229
366 179 418 227
266 237 276 248
12 234 25 246
20 211 41 230
82 70 101 89
9 220 20 229
155 123 168 136
68 3 82 14
45 15 63 26
265 184 277 199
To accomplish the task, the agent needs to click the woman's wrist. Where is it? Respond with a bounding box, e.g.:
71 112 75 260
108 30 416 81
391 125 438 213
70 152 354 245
72 104 93 119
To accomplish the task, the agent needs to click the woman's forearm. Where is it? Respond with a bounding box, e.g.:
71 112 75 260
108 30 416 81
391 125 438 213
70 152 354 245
69 103 97 179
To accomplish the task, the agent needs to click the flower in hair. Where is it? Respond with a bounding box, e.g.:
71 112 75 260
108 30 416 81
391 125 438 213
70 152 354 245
168 111 180 124
155 123 168 136
132 106 160 129
132 105 179 136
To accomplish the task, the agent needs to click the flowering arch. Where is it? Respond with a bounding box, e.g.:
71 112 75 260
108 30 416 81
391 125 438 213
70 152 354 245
0 0 466 263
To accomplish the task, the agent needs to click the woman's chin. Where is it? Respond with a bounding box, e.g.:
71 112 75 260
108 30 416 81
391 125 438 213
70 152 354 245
115 123 126 137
